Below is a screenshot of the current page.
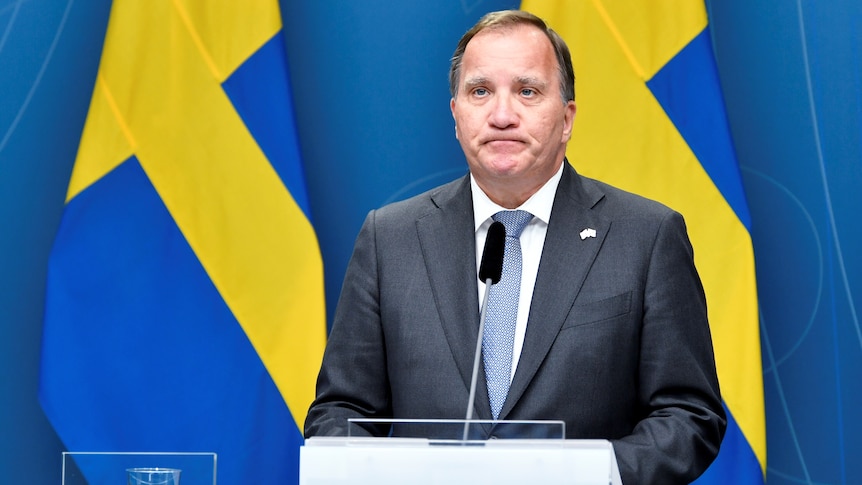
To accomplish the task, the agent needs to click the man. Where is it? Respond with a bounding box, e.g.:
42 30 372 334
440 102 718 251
305 10 726 484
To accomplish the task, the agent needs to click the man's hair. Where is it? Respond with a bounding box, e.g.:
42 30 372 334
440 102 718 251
448 10 575 103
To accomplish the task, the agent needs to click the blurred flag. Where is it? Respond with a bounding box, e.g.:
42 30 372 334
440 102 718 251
39 1 325 483
521 0 766 482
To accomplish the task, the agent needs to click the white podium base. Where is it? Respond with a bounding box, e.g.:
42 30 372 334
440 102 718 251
300 437 623 485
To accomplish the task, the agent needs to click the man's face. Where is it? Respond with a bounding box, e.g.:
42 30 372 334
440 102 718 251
451 24 576 208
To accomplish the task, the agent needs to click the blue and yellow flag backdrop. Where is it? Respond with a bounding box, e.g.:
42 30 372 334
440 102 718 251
39 1 325 483
521 0 766 482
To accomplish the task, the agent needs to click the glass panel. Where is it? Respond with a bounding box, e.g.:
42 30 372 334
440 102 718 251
347 418 565 443
61 452 216 485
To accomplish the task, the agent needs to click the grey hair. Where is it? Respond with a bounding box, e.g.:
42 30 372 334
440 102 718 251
448 10 575 103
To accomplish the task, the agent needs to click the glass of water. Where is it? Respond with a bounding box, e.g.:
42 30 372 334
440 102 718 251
127 468 181 485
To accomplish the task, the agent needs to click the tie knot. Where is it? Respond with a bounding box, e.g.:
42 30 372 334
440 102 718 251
492 210 533 238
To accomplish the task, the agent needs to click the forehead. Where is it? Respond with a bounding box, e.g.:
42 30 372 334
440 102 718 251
461 24 556 79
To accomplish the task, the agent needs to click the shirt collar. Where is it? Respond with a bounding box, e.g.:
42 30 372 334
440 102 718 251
471 162 564 231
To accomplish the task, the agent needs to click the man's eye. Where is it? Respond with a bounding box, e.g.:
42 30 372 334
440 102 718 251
473 88 488 97
521 88 535 97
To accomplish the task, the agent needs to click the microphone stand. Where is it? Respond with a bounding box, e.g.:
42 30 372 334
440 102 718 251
462 277 494 442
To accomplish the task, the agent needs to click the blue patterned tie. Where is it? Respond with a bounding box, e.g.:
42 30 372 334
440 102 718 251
483 209 533 419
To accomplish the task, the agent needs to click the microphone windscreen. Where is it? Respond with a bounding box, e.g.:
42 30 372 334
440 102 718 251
478 221 506 284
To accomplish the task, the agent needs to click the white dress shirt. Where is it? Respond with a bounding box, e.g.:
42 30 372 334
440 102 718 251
471 162 564 382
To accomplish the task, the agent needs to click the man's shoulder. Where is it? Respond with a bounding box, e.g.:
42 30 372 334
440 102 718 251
578 174 677 221
375 175 469 220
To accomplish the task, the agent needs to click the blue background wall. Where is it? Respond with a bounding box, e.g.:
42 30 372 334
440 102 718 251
1 0 859 483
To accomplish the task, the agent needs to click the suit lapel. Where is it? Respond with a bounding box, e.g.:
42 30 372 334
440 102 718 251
415 176 494 419
501 165 609 419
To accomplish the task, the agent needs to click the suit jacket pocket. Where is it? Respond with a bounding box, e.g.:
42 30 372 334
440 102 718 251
562 291 632 329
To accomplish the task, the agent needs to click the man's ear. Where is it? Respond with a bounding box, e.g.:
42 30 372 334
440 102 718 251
451 98 459 139
562 101 577 141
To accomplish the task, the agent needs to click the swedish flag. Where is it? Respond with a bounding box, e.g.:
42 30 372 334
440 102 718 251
39 1 325 483
521 0 766 482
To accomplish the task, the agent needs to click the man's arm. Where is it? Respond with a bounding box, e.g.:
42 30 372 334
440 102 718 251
611 210 727 484
304 210 392 438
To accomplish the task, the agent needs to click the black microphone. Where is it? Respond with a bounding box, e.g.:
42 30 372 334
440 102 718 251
463 221 506 439
478 222 506 284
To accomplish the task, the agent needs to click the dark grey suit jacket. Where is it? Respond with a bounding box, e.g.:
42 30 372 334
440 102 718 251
306 164 726 484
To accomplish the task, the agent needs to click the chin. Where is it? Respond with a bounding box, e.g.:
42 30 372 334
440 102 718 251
480 154 525 172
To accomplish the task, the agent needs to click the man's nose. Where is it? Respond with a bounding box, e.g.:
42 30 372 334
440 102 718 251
488 93 519 128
